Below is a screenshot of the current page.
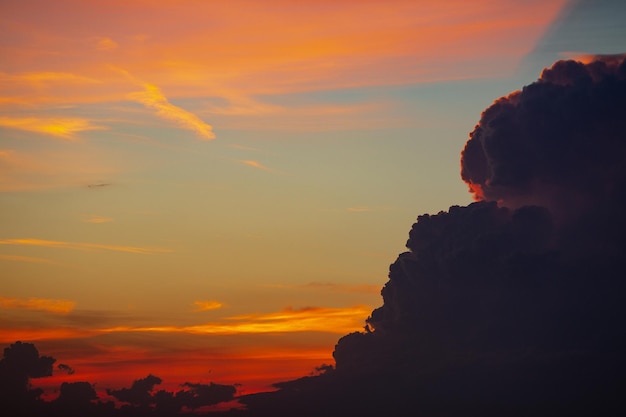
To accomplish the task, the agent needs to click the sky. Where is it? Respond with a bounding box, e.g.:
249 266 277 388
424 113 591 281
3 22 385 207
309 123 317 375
1 0 625 402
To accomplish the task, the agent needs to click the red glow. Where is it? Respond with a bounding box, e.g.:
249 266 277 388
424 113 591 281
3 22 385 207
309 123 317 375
29 343 334 402
467 182 485 201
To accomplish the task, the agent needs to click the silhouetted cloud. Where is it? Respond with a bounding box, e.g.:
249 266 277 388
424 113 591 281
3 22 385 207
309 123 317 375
241 55 626 416
57 363 75 375
461 54 626 215
0 341 55 413
0 342 239 416
107 374 237 414
107 374 162 407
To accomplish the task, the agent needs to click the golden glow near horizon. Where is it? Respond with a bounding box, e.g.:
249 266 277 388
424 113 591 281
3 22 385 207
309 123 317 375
0 0 575 395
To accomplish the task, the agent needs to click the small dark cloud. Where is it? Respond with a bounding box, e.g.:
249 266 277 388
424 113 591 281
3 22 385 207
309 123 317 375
87 182 112 189
57 363 75 375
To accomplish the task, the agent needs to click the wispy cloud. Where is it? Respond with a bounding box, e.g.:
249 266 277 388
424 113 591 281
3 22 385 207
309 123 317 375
82 215 113 224
193 300 224 312
102 305 369 335
128 83 215 140
238 159 274 172
0 296 75 314
0 117 106 139
0 304 369 344
0 238 172 255
93 37 118 51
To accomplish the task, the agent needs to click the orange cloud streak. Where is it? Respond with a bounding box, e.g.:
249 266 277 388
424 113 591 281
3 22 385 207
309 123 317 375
238 160 274 172
127 83 215 140
0 238 173 254
0 116 106 139
193 300 224 311
0 296 75 314
103 305 370 335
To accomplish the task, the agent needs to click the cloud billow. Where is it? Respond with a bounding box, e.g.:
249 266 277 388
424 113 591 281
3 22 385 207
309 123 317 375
241 55 626 416
461 55 626 214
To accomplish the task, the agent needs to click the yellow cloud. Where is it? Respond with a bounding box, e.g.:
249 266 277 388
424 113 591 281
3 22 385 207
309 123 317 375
0 238 172 255
0 296 75 314
0 117 106 139
193 300 224 311
102 305 369 335
128 84 215 140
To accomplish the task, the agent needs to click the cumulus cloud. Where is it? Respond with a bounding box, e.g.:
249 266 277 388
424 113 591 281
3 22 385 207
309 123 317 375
241 55 626 416
128 84 216 140
460 54 626 215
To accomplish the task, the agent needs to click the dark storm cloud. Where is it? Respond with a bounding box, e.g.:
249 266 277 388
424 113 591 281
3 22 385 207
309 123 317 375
460 54 626 215
241 56 626 416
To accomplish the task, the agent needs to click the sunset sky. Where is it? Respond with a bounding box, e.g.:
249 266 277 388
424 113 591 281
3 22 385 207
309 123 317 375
1 0 625 399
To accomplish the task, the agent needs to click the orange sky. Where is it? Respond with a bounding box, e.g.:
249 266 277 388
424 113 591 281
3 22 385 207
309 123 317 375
0 0 577 404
